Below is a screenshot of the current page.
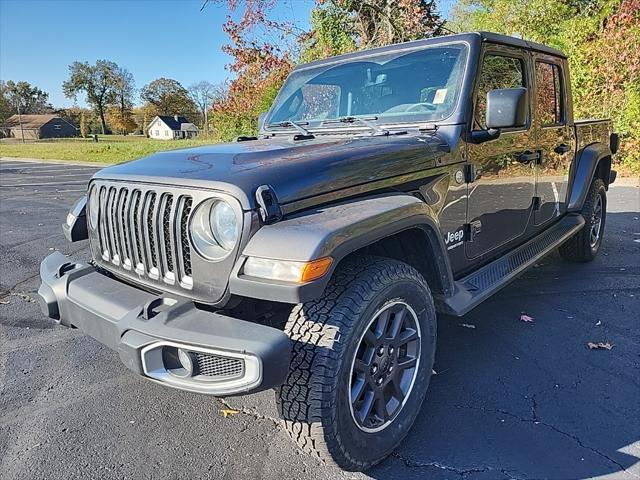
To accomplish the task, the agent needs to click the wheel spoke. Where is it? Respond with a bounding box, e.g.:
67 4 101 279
395 327 418 347
397 355 418 371
351 375 368 404
387 307 406 341
375 309 391 339
363 328 378 347
353 357 369 373
391 376 405 402
358 390 376 424
374 390 388 421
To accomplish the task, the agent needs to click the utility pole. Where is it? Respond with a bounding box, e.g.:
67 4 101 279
17 102 25 143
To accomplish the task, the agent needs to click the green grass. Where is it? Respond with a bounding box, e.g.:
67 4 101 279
0 135 218 164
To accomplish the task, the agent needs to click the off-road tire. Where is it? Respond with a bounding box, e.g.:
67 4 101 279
277 255 437 471
559 178 607 262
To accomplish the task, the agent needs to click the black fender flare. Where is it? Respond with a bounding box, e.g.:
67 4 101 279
567 142 612 212
229 193 454 304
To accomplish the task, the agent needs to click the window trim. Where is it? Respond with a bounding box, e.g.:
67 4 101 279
471 47 532 134
534 59 566 128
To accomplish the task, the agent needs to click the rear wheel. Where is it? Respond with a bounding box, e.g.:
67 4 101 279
277 256 436 471
560 178 607 262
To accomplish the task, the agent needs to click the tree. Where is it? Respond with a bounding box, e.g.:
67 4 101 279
450 0 640 174
0 82 14 125
188 81 224 135
299 3 357 63
106 105 137 134
140 78 197 119
111 66 136 135
80 111 89 138
63 60 118 134
326 0 444 48
3 80 51 114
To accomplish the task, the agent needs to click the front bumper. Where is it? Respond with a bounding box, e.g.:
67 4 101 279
37 252 291 396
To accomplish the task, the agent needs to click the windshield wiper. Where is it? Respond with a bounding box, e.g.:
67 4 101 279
323 116 389 136
267 120 314 138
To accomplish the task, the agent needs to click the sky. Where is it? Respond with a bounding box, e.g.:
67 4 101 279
0 0 454 108
0 0 314 107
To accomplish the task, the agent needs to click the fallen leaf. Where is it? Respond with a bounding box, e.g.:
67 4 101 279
220 408 240 418
520 314 534 322
460 323 476 329
0 300 9 305
587 342 613 350
595 320 602 326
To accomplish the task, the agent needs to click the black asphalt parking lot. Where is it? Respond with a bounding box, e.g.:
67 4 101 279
1 158 639 480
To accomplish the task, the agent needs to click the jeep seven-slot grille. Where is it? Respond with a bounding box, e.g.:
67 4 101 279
95 185 193 289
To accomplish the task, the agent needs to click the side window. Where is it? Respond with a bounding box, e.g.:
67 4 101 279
474 54 526 130
536 62 564 126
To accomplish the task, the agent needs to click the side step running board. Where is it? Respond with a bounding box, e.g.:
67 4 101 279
435 214 585 316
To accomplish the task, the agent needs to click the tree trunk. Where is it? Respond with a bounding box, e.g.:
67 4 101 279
98 105 107 135
204 108 208 136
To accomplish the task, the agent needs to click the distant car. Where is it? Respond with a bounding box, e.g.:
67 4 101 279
39 32 617 471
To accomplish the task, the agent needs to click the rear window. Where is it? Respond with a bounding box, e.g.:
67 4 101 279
536 62 564 126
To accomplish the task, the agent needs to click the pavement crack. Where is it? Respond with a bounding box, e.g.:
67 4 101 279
391 452 525 479
218 397 281 429
450 403 636 477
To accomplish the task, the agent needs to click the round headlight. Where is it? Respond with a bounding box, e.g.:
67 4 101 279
190 199 239 260
209 200 238 251
89 188 99 229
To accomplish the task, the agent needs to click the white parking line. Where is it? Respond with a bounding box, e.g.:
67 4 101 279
0 167 98 173
0 173 94 180
0 181 89 187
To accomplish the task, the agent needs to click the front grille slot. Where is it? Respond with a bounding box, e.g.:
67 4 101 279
96 185 193 289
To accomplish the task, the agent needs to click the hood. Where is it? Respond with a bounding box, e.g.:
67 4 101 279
94 134 440 211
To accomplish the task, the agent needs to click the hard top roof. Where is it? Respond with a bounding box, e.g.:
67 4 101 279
294 31 565 71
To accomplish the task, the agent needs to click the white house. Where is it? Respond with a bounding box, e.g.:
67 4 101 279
147 115 199 140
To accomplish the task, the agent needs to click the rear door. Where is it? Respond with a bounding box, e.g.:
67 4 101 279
465 46 536 260
532 55 575 226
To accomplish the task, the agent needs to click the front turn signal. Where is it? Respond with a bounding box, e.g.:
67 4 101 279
243 256 333 283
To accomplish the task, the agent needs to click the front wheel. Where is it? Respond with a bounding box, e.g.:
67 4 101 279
277 256 436 471
560 178 607 262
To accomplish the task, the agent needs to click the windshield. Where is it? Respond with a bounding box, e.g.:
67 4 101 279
266 43 468 129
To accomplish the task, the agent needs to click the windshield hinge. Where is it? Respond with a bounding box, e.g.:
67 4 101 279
255 185 283 225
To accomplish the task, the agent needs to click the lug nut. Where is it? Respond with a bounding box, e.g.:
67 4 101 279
377 346 385 356
389 346 394 355
388 365 394 372
371 364 378 374
376 377 384 385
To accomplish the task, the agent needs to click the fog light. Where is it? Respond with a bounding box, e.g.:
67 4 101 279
178 348 194 376
161 346 194 378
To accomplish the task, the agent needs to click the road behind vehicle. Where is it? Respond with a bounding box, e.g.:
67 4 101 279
37 32 618 470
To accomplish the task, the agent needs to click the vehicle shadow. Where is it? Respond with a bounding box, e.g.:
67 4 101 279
368 211 640 479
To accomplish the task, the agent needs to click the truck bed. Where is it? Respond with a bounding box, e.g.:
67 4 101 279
574 118 612 151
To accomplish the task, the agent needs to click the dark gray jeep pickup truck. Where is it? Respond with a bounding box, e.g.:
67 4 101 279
38 32 618 470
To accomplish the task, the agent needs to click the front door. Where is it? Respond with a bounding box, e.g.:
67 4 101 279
532 55 575 226
465 47 536 260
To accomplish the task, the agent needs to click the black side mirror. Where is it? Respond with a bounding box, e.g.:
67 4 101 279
486 87 528 129
258 112 267 132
